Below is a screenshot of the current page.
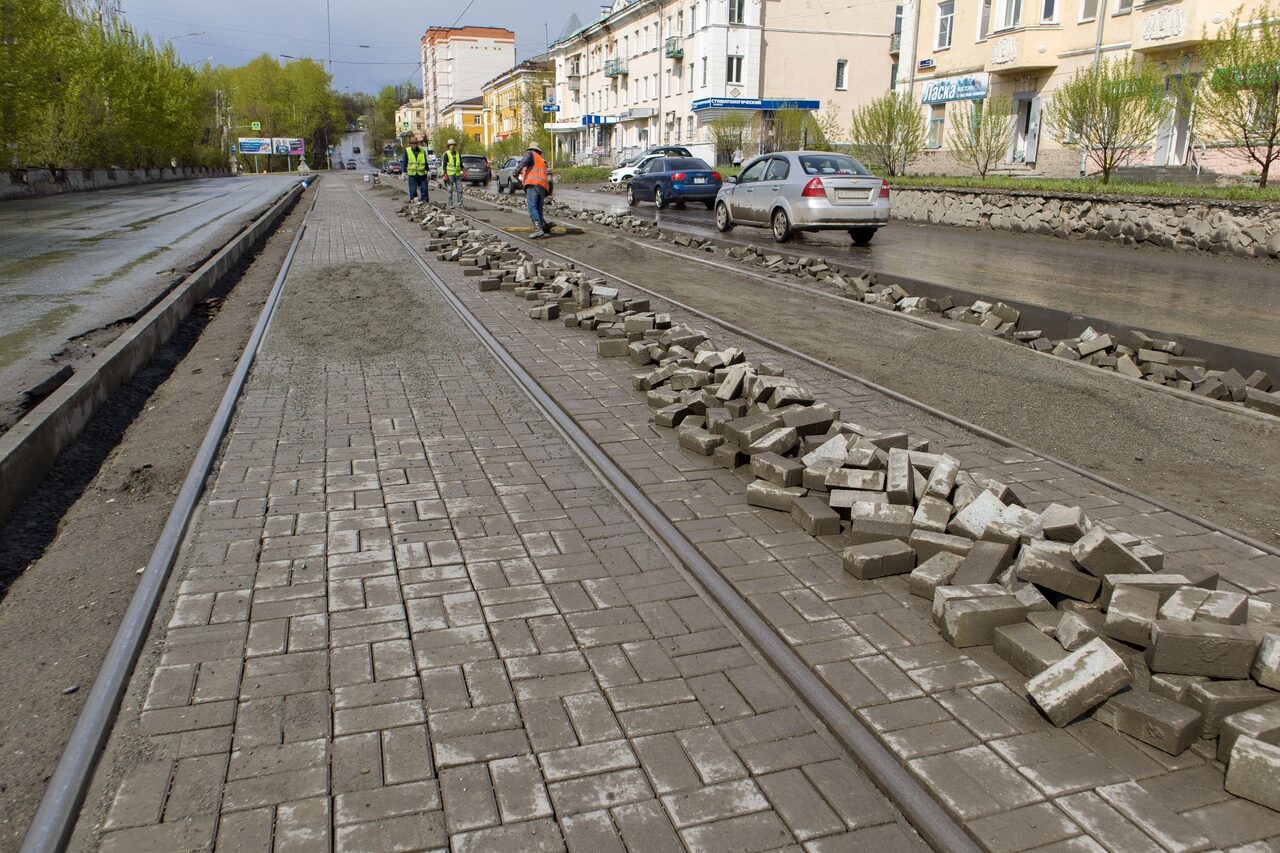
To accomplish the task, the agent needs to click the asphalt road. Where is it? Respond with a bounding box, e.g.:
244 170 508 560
0 174 299 411
551 185 1280 358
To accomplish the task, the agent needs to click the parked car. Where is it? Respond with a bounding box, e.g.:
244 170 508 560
635 145 692 159
627 157 722 209
385 161 402 175
352 146 361 154
713 151 889 244
345 159 357 170
460 155 491 185
426 155 440 178
496 156 555 195
609 154 660 184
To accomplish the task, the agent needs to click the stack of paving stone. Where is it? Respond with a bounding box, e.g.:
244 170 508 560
417 224 1280 812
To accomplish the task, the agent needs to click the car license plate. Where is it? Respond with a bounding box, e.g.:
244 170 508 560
693 177 707 184
836 189 860 200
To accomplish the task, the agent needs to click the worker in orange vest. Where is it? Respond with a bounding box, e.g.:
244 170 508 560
515 141 552 238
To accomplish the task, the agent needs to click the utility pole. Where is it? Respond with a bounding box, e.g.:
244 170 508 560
1082 0 1109 175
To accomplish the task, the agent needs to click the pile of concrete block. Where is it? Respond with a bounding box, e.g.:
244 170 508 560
417 198 1280 810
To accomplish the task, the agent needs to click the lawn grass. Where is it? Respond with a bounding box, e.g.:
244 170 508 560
552 165 612 183
887 173 1280 203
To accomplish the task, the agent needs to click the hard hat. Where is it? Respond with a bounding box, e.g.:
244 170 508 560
528 141 542 152
447 138 457 145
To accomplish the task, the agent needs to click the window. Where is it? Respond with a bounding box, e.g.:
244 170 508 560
978 0 992 37
727 55 744 83
764 158 790 180
1114 0 1133 12
674 67 682 94
702 57 708 87
895 5 904 33
729 0 746 24
1042 0 1056 20
692 3 698 29
926 104 945 147
666 69 672 95
890 61 899 90
738 158 769 182
677 11 684 34
1080 0 1097 20
936 2 954 49
1000 0 1021 29
624 36 630 57
643 26 649 51
836 59 848 90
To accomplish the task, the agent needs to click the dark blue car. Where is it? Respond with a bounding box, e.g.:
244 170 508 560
627 157 722 209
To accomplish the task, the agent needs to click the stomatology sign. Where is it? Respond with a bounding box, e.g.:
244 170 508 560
920 73 990 104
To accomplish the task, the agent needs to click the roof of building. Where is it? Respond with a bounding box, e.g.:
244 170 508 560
441 95 484 112
480 54 555 92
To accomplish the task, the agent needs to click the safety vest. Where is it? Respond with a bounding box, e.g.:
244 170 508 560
523 151 550 190
444 149 463 176
405 148 426 176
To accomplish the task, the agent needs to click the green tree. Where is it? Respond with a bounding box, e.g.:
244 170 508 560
705 112 755 166
430 124 468 157
1046 56 1166 183
814 100 846 148
946 95 1014 177
1192 2 1280 187
848 93 926 175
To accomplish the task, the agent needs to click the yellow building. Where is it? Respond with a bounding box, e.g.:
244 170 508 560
898 0 1260 176
481 55 554 148
438 96 485 143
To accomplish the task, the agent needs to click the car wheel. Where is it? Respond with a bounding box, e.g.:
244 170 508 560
849 227 876 246
771 208 793 242
714 202 733 232
654 187 667 209
703 200 715 210
627 185 637 207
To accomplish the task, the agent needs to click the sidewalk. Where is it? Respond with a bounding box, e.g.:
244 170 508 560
75 177 922 851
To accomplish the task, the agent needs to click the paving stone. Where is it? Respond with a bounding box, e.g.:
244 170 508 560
1187 680 1280 738
947 491 1005 540
1040 504 1089 542
908 552 965 600
1056 610 1106 652
749 452 805 488
745 480 806 512
1027 638 1132 727
1099 573 1190 609
1103 586 1159 646
842 539 916 580
1100 690 1202 755
1225 737 1280 811
1254 632 1280 689
790 496 842 537
911 496 952 533
846 503 915 545
824 467 886 491
1217 700 1280 763
745 426 799 456
938 594 1027 648
951 540 1016 586
677 426 722 456
1015 541 1100 602
722 413 783 448
923 454 961 499
994 623 1069 677
1070 527 1151 578
1146 620 1259 678
907 530 974 562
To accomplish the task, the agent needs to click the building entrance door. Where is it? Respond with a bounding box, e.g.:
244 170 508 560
1155 74 1198 166
1008 94 1042 164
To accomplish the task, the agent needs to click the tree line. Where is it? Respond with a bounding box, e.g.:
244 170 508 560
4 1 345 173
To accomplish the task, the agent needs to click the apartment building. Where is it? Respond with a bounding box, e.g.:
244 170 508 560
547 0 899 164
899 0 1253 175
421 26 516 132
394 98 427 141
480 55 554 148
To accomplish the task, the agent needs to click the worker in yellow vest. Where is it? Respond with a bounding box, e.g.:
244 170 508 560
402 138 429 202
515 141 552 238
443 139 465 209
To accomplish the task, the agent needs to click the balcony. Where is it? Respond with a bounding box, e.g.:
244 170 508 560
567 74 581 93
1133 2 1202 53
984 28 1059 74
603 58 628 76
890 32 901 54
664 37 684 58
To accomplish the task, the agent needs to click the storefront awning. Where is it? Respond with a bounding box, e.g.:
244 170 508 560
690 97 820 112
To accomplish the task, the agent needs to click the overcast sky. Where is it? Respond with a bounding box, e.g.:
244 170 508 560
118 0 593 93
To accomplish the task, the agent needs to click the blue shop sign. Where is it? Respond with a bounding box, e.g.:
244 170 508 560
921 73 990 104
691 97 821 111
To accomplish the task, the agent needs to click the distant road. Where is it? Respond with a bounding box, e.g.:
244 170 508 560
551 186 1280 358
0 174 299 404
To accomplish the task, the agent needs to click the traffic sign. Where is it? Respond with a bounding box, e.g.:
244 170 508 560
251 121 261 131
541 104 560 113
402 121 409 129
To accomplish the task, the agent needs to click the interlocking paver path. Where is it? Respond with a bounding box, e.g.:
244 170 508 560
76 178 924 852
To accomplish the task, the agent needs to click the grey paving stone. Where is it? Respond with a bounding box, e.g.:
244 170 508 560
1027 638 1132 727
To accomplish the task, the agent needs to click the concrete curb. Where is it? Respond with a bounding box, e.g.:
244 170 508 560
0 177 311 525
0 166 231 201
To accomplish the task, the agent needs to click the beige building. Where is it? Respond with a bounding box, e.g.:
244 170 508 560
394 98 427 141
421 26 516 132
480 55 554 149
439 96 485 144
547 0 899 165
898 0 1253 175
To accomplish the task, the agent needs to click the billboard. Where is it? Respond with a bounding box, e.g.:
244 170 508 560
272 137 305 156
921 73 990 104
237 137 272 154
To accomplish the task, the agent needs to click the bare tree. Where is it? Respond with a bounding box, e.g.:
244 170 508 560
1192 2 1280 187
814 100 846 148
947 95 1014 177
706 112 754 165
848 93 925 175
1045 56 1166 183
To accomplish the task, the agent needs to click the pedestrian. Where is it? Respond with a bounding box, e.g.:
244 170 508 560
732 148 743 168
443 139 464 209
403 138 429 203
515 141 552 238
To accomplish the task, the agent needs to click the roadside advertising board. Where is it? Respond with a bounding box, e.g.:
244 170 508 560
272 137 305 156
237 137 272 154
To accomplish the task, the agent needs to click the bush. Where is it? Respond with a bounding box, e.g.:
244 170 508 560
848 93 926 176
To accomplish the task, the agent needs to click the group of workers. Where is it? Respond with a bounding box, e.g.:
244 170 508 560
401 137 552 239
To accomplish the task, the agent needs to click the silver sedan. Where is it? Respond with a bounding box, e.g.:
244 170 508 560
713 151 890 245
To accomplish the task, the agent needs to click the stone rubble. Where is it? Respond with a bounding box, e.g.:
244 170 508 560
403 197 1280 812
466 190 1278 417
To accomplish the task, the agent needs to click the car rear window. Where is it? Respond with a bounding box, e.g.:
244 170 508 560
461 155 486 165
665 158 711 171
798 154 870 176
